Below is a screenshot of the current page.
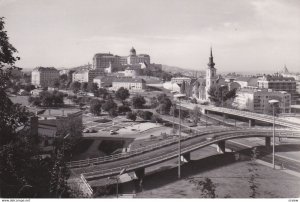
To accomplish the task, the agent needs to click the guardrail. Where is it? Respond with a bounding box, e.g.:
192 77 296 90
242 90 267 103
67 126 235 168
80 174 93 196
82 130 300 180
182 103 300 130
69 118 300 169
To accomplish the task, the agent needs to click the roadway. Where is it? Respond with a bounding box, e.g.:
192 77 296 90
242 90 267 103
71 128 300 181
178 102 300 130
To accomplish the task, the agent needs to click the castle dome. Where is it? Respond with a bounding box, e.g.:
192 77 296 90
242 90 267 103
130 47 136 56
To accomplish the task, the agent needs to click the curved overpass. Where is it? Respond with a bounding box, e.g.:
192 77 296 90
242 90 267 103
180 102 300 130
76 129 300 181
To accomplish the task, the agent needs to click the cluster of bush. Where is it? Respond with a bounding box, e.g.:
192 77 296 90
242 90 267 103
28 90 65 107
126 110 163 123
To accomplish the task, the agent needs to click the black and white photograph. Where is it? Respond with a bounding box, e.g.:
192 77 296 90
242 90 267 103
0 0 300 200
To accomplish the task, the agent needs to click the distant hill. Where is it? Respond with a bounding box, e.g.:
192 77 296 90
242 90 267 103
162 64 205 77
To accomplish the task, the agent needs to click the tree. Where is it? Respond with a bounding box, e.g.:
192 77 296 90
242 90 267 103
95 88 108 99
137 110 153 120
23 84 35 92
51 79 60 89
0 18 75 198
88 82 98 93
188 177 217 198
157 94 172 115
115 87 130 103
190 106 201 125
131 94 146 109
151 114 162 123
126 112 137 121
150 96 159 108
70 81 80 93
118 105 131 114
28 96 41 106
208 86 237 107
0 17 31 145
248 147 260 198
80 82 88 92
90 99 102 116
38 90 64 107
108 109 118 118
102 99 117 112
191 98 198 104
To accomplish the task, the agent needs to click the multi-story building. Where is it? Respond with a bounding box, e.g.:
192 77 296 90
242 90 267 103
233 87 291 114
127 47 150 65
111 77 146 92
258 73 297 104
92 53 121 70
31 67 59 88
93 76 115 88
92 47 151 70
72 69 89 83
171 77 192 85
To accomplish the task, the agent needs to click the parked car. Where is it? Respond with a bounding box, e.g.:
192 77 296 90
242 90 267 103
110 130 118 135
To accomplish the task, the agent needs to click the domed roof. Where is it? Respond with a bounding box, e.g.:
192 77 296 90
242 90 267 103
130 47 136 56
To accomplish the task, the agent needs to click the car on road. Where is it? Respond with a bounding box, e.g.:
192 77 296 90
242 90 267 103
110 130 118 135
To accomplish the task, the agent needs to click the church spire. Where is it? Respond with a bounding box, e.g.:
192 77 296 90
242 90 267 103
208 47 215 68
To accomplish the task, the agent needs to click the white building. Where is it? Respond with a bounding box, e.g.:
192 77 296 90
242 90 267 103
233 87 291 114
234 77 258 88
93 76 115 88
72 69 89 83
163 81 181 93
31 67 59 88
171 77 192 85
192 48 225 102
111 77 146 92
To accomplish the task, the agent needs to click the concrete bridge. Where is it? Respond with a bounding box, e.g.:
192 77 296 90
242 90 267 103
180 102 300 130
71 128 300 181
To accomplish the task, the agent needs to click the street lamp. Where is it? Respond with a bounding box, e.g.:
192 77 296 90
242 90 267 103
171 91 177 134
268 99 279 169
174 93 186 179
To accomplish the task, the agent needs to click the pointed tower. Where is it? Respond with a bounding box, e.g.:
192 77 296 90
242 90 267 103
205 47 218 101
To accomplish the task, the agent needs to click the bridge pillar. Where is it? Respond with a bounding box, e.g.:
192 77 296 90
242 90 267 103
223 114 227 120
181 152 191 162
248 119 256 127
265 137 271 147
217 140 226 153
135 168 145 180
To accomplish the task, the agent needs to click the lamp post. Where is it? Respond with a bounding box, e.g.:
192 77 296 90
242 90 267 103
108 168 126 198
268 99 279 169
174 93 186 179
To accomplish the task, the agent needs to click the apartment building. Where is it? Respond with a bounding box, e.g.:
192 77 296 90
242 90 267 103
31 67 59 88
234 87 291 114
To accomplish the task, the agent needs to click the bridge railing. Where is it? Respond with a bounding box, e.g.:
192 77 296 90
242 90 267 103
69 123 300 168
186 103 300 129
82 130 300 180
67 127 235 168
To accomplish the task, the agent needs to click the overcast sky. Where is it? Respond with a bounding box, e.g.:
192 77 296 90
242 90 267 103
1 0 300 73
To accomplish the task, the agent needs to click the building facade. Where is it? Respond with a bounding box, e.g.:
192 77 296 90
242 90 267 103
72 69 89 83
111 77 146 92
171 77 192 85
31 67 59 88
92 53 121 70
258 73 297 104
127 47 150 65
233 88 291 114
93 76 115 88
